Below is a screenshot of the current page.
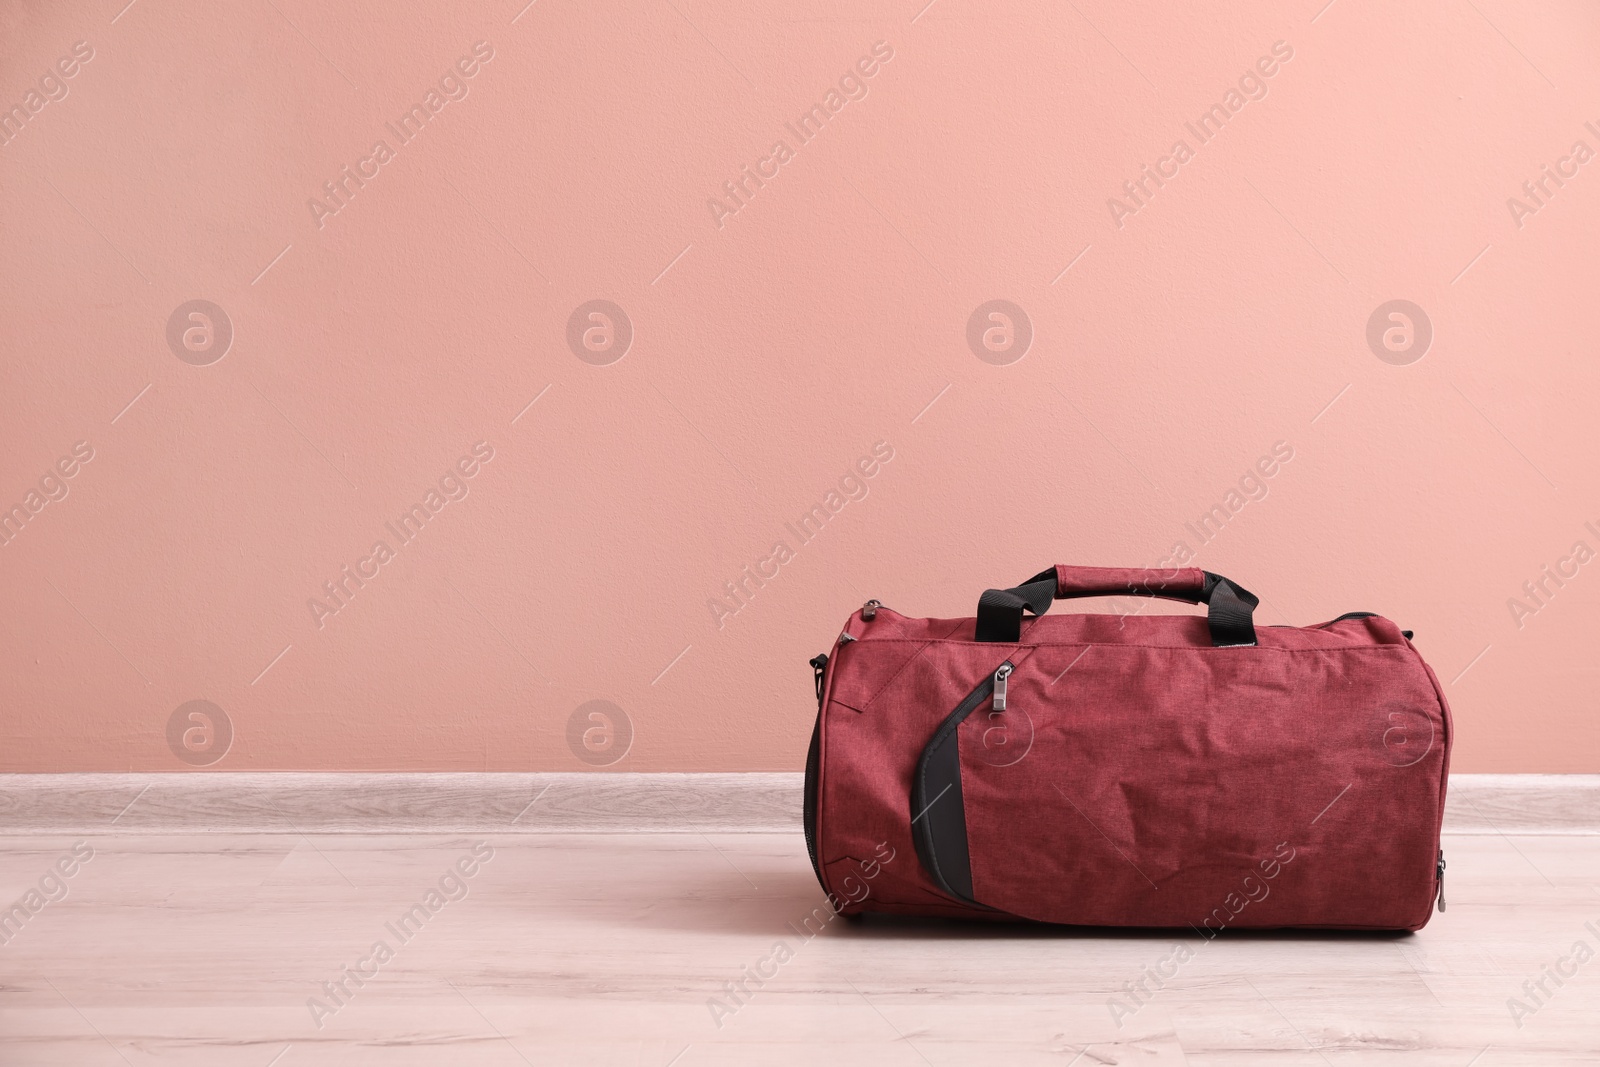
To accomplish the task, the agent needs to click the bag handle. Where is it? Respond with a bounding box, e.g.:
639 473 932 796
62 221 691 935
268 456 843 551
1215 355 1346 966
975 565 1259 647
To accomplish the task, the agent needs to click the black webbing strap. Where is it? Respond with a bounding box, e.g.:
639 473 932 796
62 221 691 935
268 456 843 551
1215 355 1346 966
1199 572 1259 647
974 571 1057 643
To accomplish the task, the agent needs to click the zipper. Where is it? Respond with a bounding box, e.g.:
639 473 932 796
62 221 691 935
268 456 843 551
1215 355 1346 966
991 663 1013 711
1318 611 1413 639
861 599 882 620
1436 849 1446 912
917 661 1016 795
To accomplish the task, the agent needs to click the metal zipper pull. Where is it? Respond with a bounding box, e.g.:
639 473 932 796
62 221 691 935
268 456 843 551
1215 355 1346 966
991 663 1013 711
1436 850 1446 912
862 599 881 620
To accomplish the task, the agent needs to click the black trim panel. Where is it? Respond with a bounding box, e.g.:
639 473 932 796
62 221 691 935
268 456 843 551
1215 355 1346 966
803 714 823 891
803 654 827 893
911 661 1012 905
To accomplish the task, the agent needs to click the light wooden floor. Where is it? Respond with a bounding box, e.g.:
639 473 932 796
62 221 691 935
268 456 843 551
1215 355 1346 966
2 831 1596 1065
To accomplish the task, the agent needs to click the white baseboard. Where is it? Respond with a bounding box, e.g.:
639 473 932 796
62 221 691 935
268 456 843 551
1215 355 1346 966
0 772 1595 834
1440 773 1599 834
0 773 798 834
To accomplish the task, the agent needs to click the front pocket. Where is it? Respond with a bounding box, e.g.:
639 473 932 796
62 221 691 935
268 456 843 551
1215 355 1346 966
910 659 1015 905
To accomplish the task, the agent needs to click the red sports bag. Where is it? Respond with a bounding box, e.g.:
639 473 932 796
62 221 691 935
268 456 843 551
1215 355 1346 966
803 565 1452 930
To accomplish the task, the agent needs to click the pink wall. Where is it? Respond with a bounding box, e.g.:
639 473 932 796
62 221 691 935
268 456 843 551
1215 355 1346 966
3 0 1598 773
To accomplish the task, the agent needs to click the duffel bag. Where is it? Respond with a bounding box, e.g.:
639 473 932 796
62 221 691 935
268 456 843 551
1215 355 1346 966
803 564 1452 930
